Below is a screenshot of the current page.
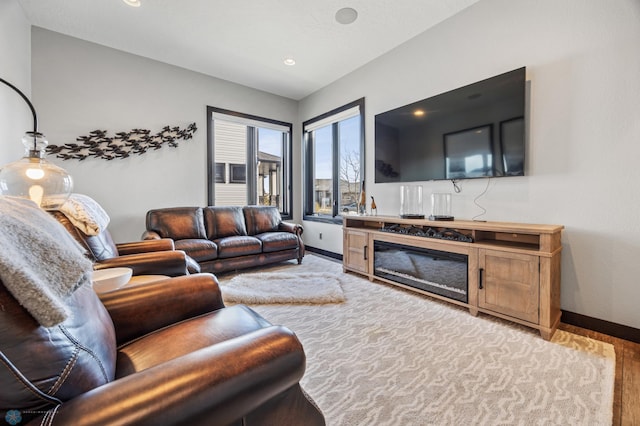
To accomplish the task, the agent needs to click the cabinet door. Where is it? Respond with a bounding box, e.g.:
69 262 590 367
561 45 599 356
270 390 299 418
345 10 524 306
478 249 539 324
343 229 369 274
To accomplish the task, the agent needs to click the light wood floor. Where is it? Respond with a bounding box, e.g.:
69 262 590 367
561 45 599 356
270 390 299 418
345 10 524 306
559 323 640 426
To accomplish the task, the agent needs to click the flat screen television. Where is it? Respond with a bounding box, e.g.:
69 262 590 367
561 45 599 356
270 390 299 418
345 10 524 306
375 67 526 183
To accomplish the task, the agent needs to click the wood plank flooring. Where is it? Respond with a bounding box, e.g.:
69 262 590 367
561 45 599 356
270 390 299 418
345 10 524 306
559 323 640 425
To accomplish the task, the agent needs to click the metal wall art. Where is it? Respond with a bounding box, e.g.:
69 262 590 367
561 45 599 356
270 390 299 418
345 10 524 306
46 122 197 160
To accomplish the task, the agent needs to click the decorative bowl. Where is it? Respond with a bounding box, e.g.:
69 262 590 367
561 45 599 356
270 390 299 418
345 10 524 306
92 267 133 293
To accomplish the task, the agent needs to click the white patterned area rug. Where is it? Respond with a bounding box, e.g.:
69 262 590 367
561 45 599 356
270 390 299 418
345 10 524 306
219 255 615 426
220 271 345 304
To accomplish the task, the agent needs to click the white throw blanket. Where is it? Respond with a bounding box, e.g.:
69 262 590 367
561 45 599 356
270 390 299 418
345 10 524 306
0 197 93 327
57 193 110 236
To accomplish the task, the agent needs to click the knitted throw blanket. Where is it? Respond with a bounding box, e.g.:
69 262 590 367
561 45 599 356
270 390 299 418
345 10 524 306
0 197 93 327
56 193 110 236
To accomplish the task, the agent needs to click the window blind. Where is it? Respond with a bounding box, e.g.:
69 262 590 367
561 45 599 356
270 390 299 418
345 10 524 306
303 105 360 133
211 111 290 133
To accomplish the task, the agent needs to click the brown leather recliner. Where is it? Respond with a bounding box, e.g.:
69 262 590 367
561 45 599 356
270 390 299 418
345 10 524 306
51 210 200 276
0 273 325 425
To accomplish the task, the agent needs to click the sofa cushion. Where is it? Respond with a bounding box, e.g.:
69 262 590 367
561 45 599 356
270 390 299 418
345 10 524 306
146 207 207 240
256 232 299 253
243 206 281 236
204 207 248 240
175 239 218 262
116 305 270 377
215 236 262 259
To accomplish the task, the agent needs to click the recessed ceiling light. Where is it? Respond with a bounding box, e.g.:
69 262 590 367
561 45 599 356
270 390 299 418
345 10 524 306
413 110 425 117
122 0 141 7
283 57 296 66
335 7 358 25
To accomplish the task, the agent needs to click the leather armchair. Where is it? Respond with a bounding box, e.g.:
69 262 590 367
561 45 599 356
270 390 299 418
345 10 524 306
51 210 200 276
0 273 325 425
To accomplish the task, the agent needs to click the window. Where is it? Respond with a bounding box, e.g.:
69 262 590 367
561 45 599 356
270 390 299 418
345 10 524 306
215 162 226 183
303 98 364 222
207 107 292 218
229 163 246 183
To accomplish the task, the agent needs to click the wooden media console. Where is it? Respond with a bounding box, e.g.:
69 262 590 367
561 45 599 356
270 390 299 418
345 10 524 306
343 215 564 340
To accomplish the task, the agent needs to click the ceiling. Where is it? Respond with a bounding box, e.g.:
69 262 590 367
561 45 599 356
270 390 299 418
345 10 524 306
17 0 479 100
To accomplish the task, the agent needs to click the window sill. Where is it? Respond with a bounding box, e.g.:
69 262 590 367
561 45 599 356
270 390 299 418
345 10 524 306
303 214 342 225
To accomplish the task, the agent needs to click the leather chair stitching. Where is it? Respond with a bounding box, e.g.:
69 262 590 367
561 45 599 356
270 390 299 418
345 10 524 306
40 404 60 426
0 350 63 405
58 325 110 383
47 344 79 395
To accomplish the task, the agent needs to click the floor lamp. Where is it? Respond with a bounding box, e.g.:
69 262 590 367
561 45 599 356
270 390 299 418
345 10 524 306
0 78 72 209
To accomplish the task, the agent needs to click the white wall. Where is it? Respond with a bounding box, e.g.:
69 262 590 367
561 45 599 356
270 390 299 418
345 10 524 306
299 0 640 328
31 28 298 243
0 0 31 165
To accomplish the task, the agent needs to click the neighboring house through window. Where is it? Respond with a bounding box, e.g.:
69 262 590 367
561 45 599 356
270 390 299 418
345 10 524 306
303 98 365 223
207 107 292 219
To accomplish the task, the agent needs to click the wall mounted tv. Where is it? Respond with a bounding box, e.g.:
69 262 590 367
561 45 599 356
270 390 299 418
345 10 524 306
375 67 526 183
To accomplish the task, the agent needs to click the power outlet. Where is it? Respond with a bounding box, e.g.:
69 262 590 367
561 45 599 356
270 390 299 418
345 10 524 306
319 232 323 240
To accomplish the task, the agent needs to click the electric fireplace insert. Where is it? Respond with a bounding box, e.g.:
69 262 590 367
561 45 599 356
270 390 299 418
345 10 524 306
374 240 468 303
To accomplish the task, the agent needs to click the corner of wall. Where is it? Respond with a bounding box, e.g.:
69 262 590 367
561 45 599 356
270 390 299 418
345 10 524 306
0 0 32 164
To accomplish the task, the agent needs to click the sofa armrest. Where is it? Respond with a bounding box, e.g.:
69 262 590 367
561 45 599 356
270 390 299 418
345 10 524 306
116 238 175 254
141 230 162 240
279 221 303 236
94 250 194 276
26 327 307 426
99 273 224 345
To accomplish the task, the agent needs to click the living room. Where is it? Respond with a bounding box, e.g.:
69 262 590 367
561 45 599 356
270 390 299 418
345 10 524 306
1 0 639 424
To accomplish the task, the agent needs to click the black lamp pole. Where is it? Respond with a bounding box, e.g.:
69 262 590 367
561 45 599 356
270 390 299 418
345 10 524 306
1 77 40 150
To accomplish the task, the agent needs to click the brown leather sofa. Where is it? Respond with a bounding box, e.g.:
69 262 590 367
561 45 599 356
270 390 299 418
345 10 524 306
51 210 200 276
142 206 304 274
0 273 325 425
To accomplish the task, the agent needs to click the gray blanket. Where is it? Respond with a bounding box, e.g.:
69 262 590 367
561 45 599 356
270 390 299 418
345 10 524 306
0 197 93 327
